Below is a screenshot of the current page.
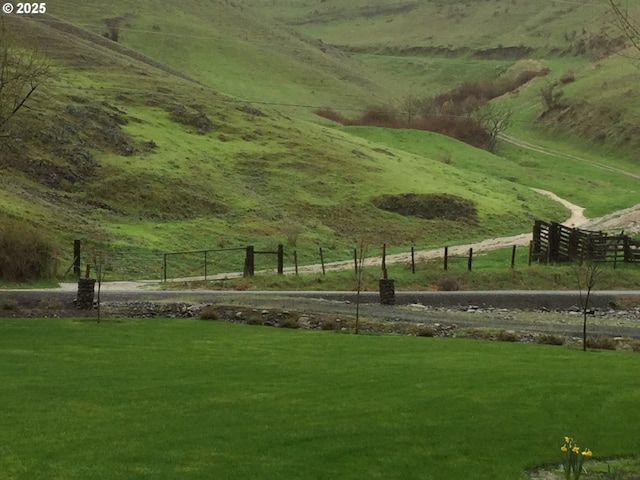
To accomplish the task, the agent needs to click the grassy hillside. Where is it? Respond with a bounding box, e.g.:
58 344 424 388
243 0 625 57
245 0 640 158
0 12 570 279
2 1 640 281
45 0 402 110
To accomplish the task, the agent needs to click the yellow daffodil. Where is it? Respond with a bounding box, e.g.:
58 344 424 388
582 449 592 457
572 446 580 453
561 445 568 452
564 436 571 444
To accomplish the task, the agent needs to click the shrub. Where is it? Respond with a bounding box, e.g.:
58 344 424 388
314 107 348 124
0 299 18 310
372 193 477 220
320 315 340 331
413 325 435 337
537 334 565 346
38 298 61 310
199 305 218 320
436 276 461 291
277 317 299 329
0 217 56 282
246 316 264 326
496 330 519 342
560 70 576 84
585 336 617 350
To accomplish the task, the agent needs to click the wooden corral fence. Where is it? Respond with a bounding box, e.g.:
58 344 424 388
532 220 640 265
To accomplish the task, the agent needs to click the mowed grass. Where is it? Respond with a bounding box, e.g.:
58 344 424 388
1 319 639 480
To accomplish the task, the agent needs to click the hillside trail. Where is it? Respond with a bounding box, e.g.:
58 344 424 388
84 188 636 292
58 136 640 291
293 187 587 275
62 188 640 292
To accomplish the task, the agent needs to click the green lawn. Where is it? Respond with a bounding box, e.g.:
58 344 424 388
1 319 639 479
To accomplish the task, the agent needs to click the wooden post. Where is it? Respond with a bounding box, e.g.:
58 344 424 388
444 246 448 271
163 253 167 282
294 250 298 276
382 243 386 273
204 251 208 280
411 246 415 274
468 248 473 272
511 245 516 269
244 246 255 277
353 248 358 275
277 244 284 275
319 247 325 275
73 239 81 278
532 220 541 262
85 264 91 279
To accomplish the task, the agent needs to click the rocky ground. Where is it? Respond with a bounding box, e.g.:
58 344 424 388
3 295 640 351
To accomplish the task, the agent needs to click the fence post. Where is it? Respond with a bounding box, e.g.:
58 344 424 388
244 246 255 277
511 245 516 269
532 221 541 261
382 243 386 274
319 247 326 275
73 240 81 279
204 251 208 280
353 248 358 275
468 248 473 272
163 254 167 282
277 244 284 275
444 246 448 271
411 246 415 274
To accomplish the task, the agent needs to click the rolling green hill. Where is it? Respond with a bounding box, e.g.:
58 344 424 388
2 0 640 280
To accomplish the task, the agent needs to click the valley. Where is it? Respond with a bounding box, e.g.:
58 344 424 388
1 0 640 281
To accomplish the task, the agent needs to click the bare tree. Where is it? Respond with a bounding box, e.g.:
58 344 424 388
575 261 603 352
88 240 110 323
609 0 640 55
354 240 367 335
472 104 512 152
0 18 48 135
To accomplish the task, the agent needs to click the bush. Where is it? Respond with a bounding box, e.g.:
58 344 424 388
413 325 435 337
314 108 349 124
199 305 218 320
0 217 56 282
585 336 617 350
496 330 519 342
277 317 299 329
0 299 18 310
436 276 461 291
372 193 477 220
537 334 565 346
320 315 340 331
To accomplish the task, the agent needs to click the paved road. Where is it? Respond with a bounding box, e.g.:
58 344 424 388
2 285 640 310
3 287 640 338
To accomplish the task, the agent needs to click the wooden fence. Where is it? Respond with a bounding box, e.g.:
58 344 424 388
532 220 640 265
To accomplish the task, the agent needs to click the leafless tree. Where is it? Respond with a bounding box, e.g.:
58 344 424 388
609 0 640 55
575 261 603 352
354 240 367 335
0 18 49 135
472 104 512 152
